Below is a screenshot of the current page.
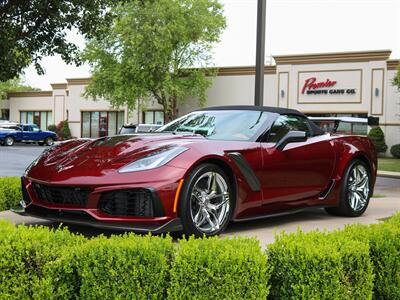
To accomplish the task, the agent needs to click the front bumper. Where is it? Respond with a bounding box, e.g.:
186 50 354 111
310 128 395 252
14 202 182 233
18 176 183 233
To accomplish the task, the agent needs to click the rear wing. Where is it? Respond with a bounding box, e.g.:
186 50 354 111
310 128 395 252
308 116 379 134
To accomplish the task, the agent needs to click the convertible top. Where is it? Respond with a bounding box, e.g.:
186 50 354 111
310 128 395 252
198 105 325 136
198 105 306 117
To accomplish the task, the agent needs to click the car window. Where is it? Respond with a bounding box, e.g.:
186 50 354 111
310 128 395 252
23 126 31 131
268 115 311 143
32 125 40 132
119 126 137 134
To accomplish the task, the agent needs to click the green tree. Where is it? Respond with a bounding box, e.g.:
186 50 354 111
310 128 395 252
83 0 226 122
393 65 400 89
0 78 39 100
0 0 118 81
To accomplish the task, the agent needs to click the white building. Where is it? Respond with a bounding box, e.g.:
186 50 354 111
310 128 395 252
1 50 399 153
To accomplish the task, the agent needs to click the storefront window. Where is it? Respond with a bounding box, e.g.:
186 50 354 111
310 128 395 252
81 111 125 138
82 112 90 137
0 109 9 120
143 110 164 125
20 111 52 130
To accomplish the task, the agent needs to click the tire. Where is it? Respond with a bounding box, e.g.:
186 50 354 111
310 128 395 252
179 164 234 237
45 137 54 146
4 136 14 146
38 142 44 146
325 159 371 217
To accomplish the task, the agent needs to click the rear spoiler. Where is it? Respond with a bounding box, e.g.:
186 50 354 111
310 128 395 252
308 116 379 126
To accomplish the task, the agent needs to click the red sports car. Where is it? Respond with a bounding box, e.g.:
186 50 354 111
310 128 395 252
18 106 377 236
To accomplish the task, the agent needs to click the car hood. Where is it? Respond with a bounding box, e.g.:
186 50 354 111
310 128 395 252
27 133 204 181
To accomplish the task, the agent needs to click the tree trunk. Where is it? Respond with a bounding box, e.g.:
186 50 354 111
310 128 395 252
163 96 178 124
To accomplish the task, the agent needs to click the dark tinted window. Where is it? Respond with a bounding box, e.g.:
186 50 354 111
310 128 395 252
268 115 311 143
119 126 137 134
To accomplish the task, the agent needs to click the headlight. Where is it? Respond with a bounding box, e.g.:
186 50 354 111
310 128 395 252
118 146 188 173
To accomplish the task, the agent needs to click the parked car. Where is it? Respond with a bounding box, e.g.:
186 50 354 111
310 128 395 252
118 123 163 134
0 124 57 146
18 106 376 236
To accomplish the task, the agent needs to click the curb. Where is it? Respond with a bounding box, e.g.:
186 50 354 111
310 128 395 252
377 171 400 179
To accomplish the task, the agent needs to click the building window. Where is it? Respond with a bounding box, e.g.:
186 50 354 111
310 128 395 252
143 110 164 125
20 111 53 130
81 111 125 138
0 109 9 120
308 113 368 135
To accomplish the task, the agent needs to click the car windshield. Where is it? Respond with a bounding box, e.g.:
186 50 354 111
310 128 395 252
156 110 270 141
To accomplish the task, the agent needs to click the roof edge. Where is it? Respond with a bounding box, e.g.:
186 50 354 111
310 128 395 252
7 91 53 98
273 49 392 65
387 59 399 70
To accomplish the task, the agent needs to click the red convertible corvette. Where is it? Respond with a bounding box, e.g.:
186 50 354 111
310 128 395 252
18 106 377 236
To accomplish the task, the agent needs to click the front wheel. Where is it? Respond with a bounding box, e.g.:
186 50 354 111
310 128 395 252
325 160 371 217
4 136 14 146
179 164 234 237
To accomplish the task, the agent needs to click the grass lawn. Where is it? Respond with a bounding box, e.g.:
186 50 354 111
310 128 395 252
378 158 400 172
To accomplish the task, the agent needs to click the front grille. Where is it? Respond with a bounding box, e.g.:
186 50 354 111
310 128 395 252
99 189 156 217
32 183 90 207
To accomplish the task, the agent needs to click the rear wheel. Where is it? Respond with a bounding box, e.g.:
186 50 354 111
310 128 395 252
4 136 14 146
179 164 234 237
325 160 371 217
45 137 54 146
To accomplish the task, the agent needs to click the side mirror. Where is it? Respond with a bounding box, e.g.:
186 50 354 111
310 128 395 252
276 131 307 151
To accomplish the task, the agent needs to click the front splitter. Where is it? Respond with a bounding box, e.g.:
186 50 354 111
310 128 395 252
13 202 182 234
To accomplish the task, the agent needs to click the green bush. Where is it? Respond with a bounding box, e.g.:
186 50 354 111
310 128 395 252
47 124 56 132
55 120 72 140
368 127 388 154
43 234 174 299
267 230 373 300
1 215 400 299
342 214 400 299
0 222 84 299
0 177 21 211
168 236 270 299
390 144 400 158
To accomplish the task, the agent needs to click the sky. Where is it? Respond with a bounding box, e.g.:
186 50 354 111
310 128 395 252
23 0 400 90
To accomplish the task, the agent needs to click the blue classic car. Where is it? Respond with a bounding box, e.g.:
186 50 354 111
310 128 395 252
0 124 57 146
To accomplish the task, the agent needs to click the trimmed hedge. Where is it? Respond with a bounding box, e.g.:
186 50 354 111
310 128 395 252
0 176 21 211
342 215 400 299
168 236 270 299
41 234 174 299
390 144 400 158
0 215 400 299
267 230 373 299
0 221 84 299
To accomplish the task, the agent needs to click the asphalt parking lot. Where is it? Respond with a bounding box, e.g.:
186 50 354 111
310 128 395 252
0 144 49 177
0 145 399 245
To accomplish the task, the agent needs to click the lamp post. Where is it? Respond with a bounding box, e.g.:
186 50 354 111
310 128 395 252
254 0 266 106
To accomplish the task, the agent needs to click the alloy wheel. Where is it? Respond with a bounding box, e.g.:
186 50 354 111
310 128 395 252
5 137 14 146
189 171 230 234
347 164 370 212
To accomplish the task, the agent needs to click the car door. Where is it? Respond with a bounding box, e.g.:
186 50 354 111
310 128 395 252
22 125 33 140
259 114 336 204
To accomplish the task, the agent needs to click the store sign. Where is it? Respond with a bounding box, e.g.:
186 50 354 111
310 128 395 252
298 70 362 103
301 77 356 95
